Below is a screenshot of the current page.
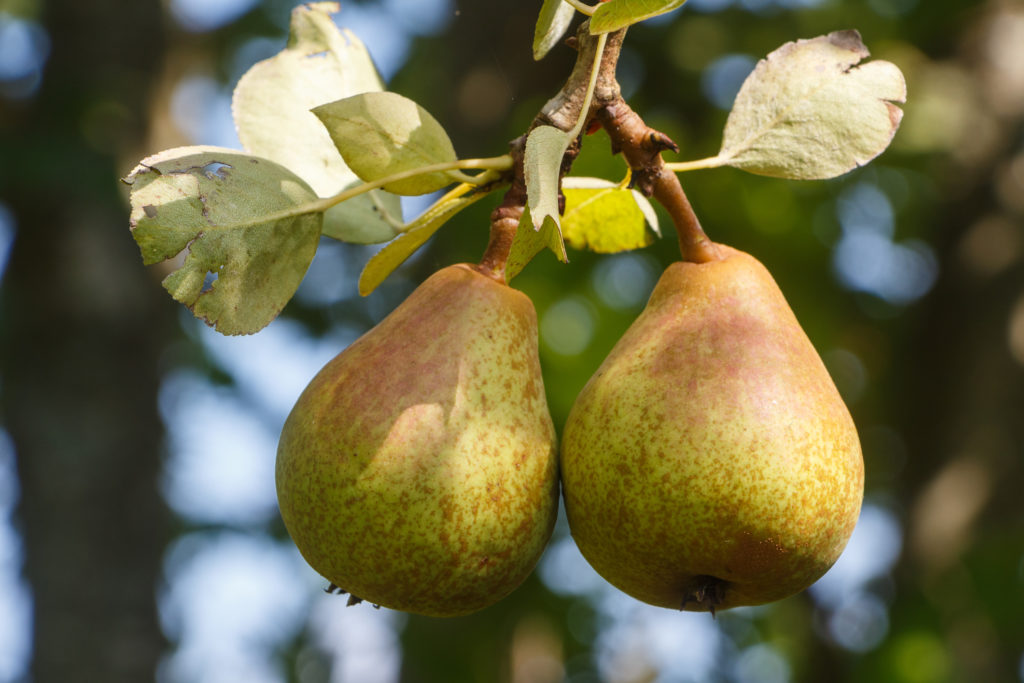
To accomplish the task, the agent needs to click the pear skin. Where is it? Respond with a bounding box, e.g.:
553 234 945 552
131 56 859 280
276 264 558 617
560 245 864 612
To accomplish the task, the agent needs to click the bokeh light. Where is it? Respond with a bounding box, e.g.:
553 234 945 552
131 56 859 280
0 12 49 99
0 431 31 682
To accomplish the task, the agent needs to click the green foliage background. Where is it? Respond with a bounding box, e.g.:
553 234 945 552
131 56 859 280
1 0 1022 681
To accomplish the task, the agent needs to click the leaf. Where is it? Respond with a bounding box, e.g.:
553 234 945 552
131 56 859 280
358 185 490 296
313 91 458 195
534 0 576 60
232 2 401 244
125 146 322 335
524 125 572 231
590 0 687 34
717 30 907 180
561 177 659 253
505 207 568 282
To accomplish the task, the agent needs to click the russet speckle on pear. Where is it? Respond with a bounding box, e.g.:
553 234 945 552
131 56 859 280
276 264 559 617
560 244 864 612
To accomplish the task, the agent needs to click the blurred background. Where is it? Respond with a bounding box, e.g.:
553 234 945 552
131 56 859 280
1 0 1022 681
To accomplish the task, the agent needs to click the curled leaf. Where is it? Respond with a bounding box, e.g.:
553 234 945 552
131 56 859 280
125 146 322 335
524 125 572 231
561 177 659 253
232 1 401 243
505 207 568 282
313 91 458 195
717 30 907 180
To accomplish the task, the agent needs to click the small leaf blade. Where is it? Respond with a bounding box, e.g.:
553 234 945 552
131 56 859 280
590 0 687 34
534 0 576 60
125 146 322 335
358 186 489 296
717 30 907 180
232 1 401 244
314 91 458 196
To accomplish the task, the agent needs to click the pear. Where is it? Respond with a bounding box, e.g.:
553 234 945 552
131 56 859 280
276 264 558 617
560 245 863 612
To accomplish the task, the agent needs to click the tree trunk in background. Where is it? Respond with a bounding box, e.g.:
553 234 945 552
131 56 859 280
0 0 171 680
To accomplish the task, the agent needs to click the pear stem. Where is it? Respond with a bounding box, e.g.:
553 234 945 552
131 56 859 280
594 99 721 264
480 136 528 283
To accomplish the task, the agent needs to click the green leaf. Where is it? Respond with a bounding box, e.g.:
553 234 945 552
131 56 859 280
524 125 571 231
534 0 576 60
717 30 907 180
125 146 322 335
505 206 568 282
313 91 458 195
232 2 401 244
590 0 687 34
561 177 659 253
358 186 490 296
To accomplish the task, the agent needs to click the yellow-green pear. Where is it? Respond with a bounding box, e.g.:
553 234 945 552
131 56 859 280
276 264 558 617
561 244 863 612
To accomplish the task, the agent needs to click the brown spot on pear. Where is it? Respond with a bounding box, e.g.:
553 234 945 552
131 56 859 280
560 244 863 612
276 264 558 617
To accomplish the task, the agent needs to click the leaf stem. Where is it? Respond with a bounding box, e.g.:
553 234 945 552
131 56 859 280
563 0 597 16
571 31 608 139
317 155 513 212
190 157 511 235
664 155 729 173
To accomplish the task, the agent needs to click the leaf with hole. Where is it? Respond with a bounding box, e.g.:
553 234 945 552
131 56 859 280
313 91 459 195
534 0 576 60
125 146 322 335
590 0 687 34
561 177 659 253
232 1 401 244
716 30 907 180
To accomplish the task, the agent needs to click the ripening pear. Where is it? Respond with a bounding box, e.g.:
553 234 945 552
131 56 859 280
561 244 863 612
276 264 558 617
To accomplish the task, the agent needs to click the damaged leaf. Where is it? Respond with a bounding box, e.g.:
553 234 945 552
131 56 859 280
717 30 907 179
125 146 321 335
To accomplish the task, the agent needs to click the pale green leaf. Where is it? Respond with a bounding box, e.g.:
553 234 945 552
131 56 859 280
313 91 458 195
524 125 572 230
561 177 658 253
718 30 907 180
590 0 687 34
232 2 401 244
505 207 568 281
534 0 576 60
125 146 322 335
358 186 490 296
